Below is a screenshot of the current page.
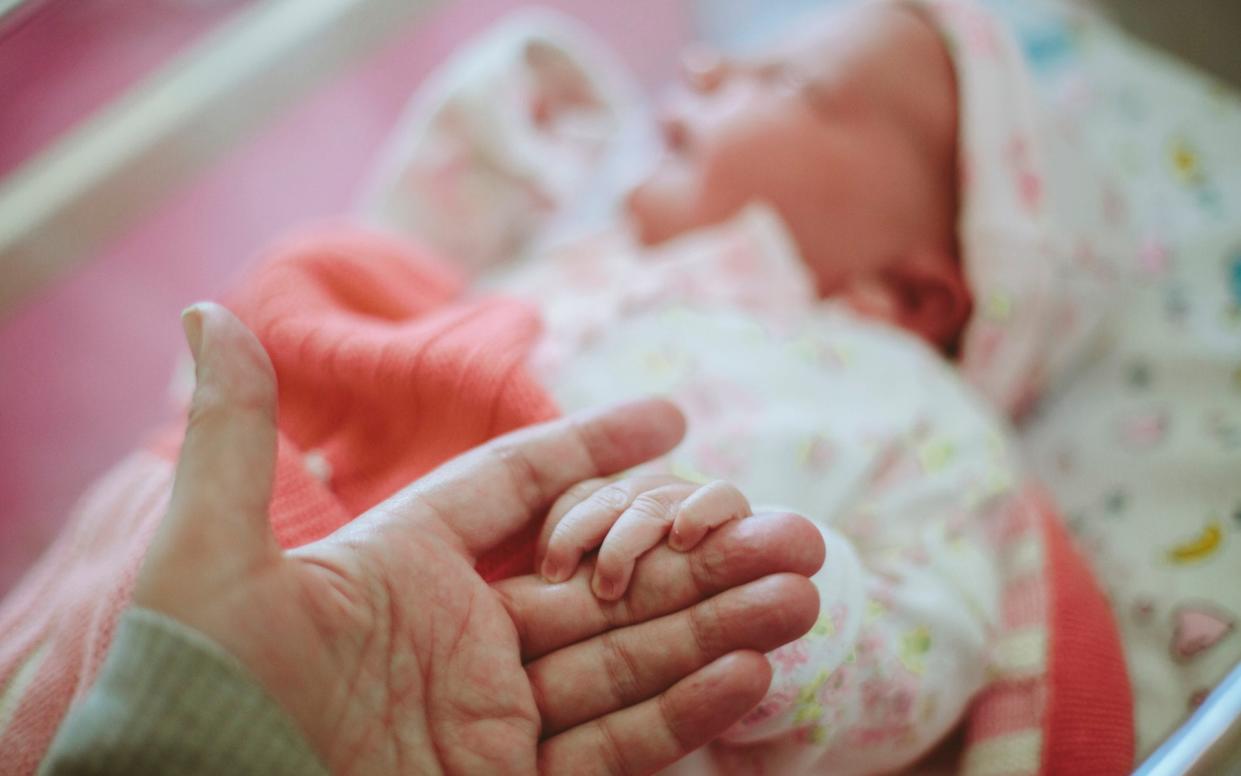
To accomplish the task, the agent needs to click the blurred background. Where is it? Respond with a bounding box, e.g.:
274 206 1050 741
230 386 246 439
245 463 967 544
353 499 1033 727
0 0 692 596
0 0 1238 598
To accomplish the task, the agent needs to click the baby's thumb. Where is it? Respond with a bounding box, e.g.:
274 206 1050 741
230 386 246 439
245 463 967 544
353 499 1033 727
138 303 281 606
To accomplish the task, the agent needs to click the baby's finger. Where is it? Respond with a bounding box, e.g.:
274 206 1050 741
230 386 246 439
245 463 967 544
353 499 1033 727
669 480 750 552
542 476 678 584
499 512 826 661
537 477 610 569
592 484 697 601
540 475 683 562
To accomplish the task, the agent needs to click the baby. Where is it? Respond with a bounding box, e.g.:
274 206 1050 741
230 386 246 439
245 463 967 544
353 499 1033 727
364 1 1133 772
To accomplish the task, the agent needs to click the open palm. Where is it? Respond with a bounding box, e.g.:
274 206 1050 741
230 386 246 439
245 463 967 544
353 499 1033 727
135 303 822 775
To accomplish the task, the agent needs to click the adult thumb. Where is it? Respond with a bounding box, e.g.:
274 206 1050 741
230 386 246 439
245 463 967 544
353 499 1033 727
139 302 282 601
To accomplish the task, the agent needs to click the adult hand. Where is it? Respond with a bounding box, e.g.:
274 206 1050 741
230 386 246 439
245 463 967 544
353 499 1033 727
135 303 823 775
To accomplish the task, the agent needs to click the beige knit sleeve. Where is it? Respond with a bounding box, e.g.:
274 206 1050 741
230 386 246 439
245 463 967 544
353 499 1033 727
39 607 328 776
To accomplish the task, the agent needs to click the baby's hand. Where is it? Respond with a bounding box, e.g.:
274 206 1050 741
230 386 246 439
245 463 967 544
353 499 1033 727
537 475 750 601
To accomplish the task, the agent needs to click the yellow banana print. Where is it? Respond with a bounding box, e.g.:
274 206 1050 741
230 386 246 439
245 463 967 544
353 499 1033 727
1166 520 1224 564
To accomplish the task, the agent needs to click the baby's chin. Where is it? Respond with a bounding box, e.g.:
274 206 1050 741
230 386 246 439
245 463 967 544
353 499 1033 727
623 157 707 246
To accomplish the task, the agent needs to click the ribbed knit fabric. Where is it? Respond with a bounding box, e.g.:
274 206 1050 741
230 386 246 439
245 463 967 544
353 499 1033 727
1037 487 1135 773
39 608 327 776
0 453 174 776
960 485 1134 776
0 229 557 773
165 227 560 579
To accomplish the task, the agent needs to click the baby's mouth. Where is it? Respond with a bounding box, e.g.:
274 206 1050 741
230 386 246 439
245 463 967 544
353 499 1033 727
658 114 691 155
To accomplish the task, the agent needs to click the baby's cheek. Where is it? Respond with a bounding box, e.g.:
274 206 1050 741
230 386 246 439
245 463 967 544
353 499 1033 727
695 147 770 225
702 115 820 219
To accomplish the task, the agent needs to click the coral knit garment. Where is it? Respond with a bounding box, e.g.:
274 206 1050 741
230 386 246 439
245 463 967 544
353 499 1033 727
0 230 1130 774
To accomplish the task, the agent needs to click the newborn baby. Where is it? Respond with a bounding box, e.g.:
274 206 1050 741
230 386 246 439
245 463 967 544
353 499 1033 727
366 1 1133 773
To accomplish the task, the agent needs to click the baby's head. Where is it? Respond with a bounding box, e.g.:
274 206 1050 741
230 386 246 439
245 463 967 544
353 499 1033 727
627 3 970 350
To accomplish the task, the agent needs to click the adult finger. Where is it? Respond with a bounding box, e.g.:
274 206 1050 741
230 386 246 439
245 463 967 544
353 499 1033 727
529 573 818 735
363 398 686 562
538 651 772 776
137 303 281 608
497 512 825 660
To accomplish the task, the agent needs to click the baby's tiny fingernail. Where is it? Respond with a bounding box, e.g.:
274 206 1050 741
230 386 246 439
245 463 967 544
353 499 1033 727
669 528 688 552
593 574 618 600
542 558 566 584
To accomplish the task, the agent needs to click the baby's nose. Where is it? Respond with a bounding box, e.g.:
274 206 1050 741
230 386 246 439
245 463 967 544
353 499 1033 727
657 112 690 153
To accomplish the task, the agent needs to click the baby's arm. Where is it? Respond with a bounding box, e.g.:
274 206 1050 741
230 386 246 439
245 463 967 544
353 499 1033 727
536 461 1002 775
537 475 751 600
699 440 1009 775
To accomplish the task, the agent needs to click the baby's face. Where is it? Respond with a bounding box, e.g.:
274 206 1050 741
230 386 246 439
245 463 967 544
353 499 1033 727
627 4 961 319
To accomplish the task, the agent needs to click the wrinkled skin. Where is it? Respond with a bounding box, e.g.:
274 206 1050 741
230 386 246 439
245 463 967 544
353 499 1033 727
134 303 823 775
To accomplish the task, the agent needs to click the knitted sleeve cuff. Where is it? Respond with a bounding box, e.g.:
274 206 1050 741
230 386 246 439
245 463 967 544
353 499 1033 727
39 607 328 776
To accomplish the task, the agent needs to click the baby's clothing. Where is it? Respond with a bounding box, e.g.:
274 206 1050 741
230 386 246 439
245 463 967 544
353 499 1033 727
504 211 1019 771
923 0 1126 421
494 205 1129 775
984 0 1241 752
361 9 655 275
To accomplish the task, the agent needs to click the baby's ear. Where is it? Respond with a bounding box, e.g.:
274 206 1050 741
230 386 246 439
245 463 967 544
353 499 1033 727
888 249 972 351
842 250 971 351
